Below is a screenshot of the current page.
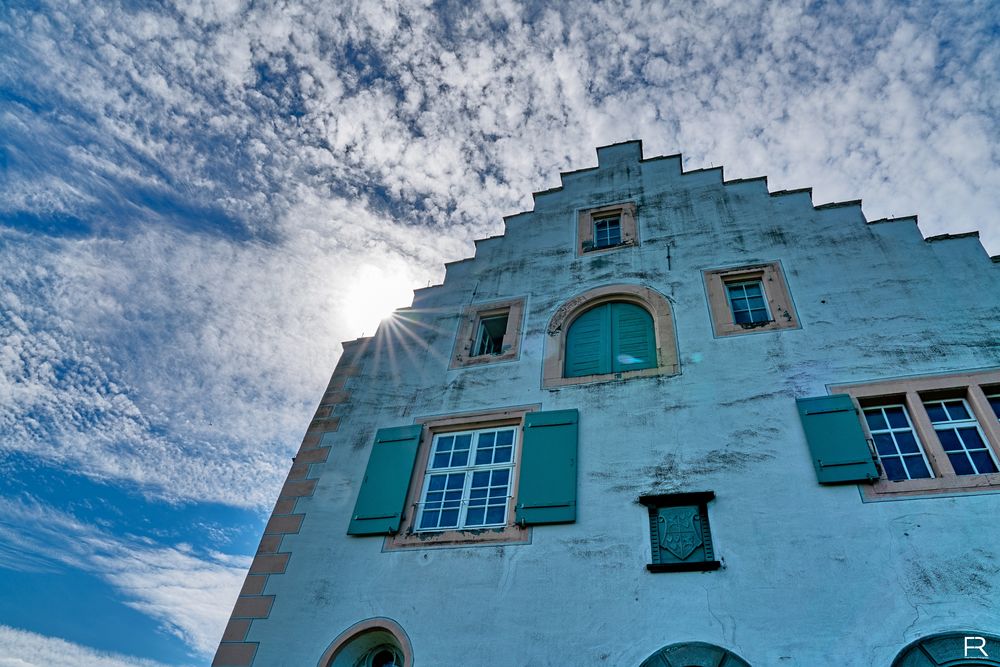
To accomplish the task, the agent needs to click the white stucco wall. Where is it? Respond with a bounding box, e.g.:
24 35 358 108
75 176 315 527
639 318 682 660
248 141 1000 666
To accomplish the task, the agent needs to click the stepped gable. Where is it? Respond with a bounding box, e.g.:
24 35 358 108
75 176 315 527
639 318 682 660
412 139 995 303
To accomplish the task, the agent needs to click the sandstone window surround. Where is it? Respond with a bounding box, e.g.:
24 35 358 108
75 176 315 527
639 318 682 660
703 261 799 337
449 297 525 369
318 618 413 667
543 284 679 389
577 201 638 256
379 405 579 550
832 368 1000 500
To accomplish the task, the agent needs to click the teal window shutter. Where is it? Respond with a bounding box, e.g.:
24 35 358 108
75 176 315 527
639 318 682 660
796 395 879 484
610 302 656 372
515 409 578 525
565 302 656 377
565 305 611 377
348 424 423 535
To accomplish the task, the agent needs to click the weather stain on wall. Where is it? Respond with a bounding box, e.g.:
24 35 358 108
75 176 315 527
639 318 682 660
592 447 774 495
905 548 999 601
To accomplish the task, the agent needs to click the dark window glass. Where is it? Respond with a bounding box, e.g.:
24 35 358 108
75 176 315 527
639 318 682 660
904 456 931 479
948 453 974 475
473 314 508 356
881 457 906 481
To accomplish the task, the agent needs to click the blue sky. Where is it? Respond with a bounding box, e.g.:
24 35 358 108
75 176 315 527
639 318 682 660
1 0 998 664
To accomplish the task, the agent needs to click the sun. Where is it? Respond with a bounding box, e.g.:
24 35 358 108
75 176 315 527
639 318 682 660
341 263 418 336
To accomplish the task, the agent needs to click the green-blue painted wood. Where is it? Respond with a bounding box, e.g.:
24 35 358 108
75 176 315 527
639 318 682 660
610 302 656 372
515 409 578 525
347 424 423 535
796 394 879 484
565 301 656 377
564 305 611 377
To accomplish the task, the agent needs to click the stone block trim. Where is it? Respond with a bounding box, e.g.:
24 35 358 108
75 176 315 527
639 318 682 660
232 596 273 619
213 643 258 667
264 514 304 534
213 337 372 666
249 553 289 574
255 535 282 555
221 619 251 642
239 575 267 597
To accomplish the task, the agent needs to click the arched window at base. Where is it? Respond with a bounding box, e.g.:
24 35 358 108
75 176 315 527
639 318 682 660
892 632 1000 666
640 641 751 667
318 618 413 667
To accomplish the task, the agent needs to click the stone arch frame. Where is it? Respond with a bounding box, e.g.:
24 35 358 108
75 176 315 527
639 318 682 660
640 641 751 667
542 283 679 388
891 631 1000 666
317 617 413 667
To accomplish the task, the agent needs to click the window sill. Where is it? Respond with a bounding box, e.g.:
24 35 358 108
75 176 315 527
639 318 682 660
647 561 721 573
713 319 797 337
861 472 1000 501
383 524 531 550
452 350 519 367
581 240 635 254
544 364 680 389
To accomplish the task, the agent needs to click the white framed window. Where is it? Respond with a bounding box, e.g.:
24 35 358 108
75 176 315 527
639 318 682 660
862 404 932 481
725 280 770 325
830 370 1000 499
593 214 622 249
415 427 517 532
923 399 999 475
576 201 637 255
703 262 798 337
472 314 508 356
449 298 525 369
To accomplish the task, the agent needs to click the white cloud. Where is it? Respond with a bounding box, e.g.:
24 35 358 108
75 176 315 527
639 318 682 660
0 497 249 658
1 0 998 513
0 625 179 667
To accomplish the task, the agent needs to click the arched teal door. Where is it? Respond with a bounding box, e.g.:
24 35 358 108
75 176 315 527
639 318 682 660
892 632 1000 666
640 641 751 667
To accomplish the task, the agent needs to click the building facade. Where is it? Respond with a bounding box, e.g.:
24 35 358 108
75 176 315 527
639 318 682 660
214 141 1000 667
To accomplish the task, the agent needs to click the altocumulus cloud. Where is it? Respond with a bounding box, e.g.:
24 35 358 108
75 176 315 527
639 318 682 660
2 0 999 506
0 0 998 660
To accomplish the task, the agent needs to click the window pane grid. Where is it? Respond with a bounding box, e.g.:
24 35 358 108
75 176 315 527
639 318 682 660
593 216 622 248
725 281 770 324
863 405 933 481
416 428 516 532
924 399 999 476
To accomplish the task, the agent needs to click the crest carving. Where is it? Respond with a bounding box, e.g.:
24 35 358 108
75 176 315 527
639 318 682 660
657 507 702 560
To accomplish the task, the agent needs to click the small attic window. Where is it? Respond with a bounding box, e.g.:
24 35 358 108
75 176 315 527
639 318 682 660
473 314 508 356
577 202 638 256
449 298 525 369
593 214 622 249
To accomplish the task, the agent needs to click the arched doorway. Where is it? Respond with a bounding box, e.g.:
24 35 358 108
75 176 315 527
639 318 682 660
640 641 751 667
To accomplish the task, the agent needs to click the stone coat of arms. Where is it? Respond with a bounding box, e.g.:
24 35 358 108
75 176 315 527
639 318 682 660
657 506 703 560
